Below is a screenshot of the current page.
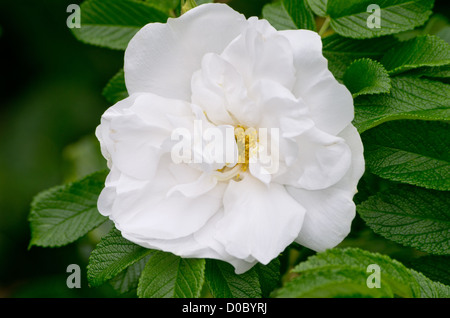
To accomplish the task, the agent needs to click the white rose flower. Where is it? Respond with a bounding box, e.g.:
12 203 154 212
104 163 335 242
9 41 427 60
96 3 365 274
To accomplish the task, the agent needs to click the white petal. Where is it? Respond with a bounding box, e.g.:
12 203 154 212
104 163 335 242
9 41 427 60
167 172 217 198
250 78 311 132
97 166 121 217
107 155 227 240
249 161 272 184
191 53 245 126
119 209 258 274
215 175 305 264
119 229 218 260
286 185 355 252
280 30 354 135
221 18 295 93
246 79 313 175
286 124 365 251
99 93 194 180
95 94 143 169
124 3 248 100
274 126 352 190
336 124 365 191
129 93 194 129
194 209 259 274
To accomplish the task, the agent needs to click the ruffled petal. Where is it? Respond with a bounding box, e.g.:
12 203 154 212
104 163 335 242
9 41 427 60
119 209 258 274
280 30 354 135
221 17 295 92
215 175 305 264
286 184 356 252
286 124 365 251
191 53 243 126
274 126 352 190
103 154 227 240
336 124 365 191
97 93 194 180
125 3 248 100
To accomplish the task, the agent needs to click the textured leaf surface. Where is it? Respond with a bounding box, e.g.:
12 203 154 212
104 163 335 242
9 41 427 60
262 1 297 30
274 248 421 298
254 259 281 298
275 268 391 297
102 69 128 104
323 34 398 80
408 256 450 285
29 171 107 247
381 35 450 75
403 65 450 79
144 0 178 12
263 0 316 31
409 269 450 298
72 0 168 50
358 185 450 254
354 77 450 133
137 252 205 298
362 121 450 190
109 254 151 294
327 0 435 39
343 58 391 97
205 260 262 298
87 228 153 287
306 0 327 16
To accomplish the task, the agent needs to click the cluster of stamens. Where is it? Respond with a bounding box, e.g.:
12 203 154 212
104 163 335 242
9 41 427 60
212 125 258 181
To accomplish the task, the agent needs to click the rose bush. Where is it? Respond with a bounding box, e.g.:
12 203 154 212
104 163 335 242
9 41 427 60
95 3 364 273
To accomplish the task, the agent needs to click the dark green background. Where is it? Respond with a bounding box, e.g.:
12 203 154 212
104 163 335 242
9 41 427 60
0 0 273 298
0 0 447 297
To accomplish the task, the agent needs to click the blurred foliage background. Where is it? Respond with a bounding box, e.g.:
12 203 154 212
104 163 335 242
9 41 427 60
0 0 448 297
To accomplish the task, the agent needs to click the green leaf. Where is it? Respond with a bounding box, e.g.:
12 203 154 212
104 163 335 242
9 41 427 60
326 0 435 39
29 171 107 248
196 0 214 4
343 58 391 97
262 0 316 31
362 120 450 190
381 35 450 75
358 184 450 255
109 254 152 294
262 2 300 31
205 260 262 298
102 69 128 104
408 256 450 285
409 269 450 298
72 0 168 50
307 0 327 16
403 65 450 79
274 248 422 298
354 77 450 133
275 268 392 297
144 0 179 12
254 258 281 298
323 34 398 80
87 228 153 287
437 26 450 44
137 252 205 298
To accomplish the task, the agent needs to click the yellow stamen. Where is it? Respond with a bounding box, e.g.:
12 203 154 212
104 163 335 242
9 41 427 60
213 126 259 182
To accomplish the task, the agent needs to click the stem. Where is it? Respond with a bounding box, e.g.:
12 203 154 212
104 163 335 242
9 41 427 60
169 9 177 18
181 0 197 15
318 16 331 37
